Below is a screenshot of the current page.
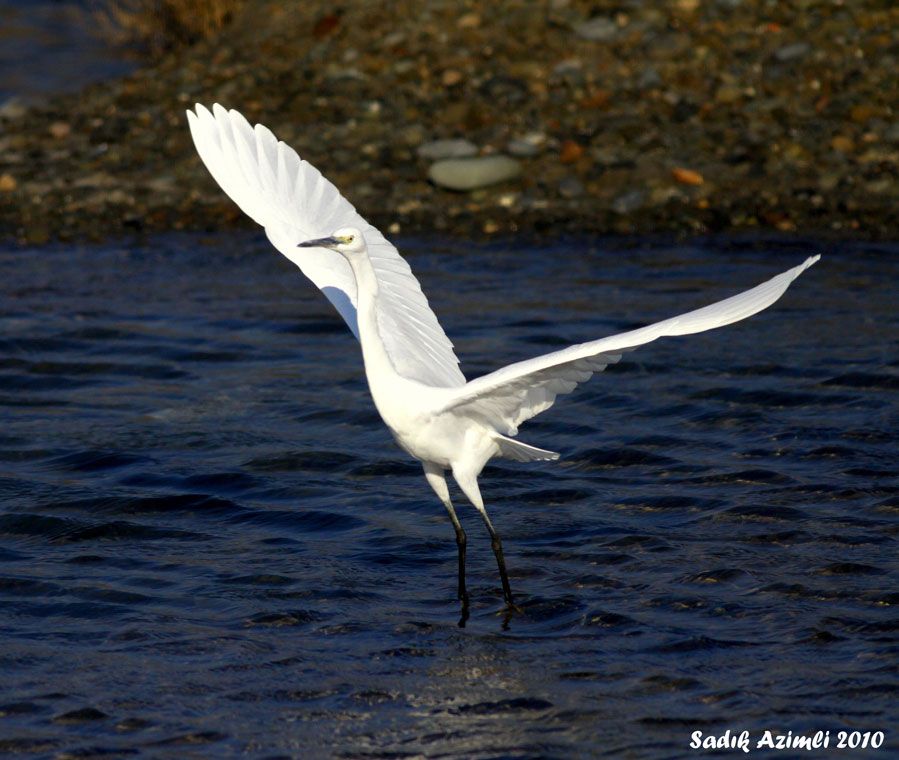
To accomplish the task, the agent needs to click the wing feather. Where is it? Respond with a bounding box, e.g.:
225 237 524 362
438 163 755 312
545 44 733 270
437 256 819 435
187 104 465 387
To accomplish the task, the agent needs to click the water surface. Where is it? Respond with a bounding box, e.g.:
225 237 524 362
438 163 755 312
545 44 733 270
0 0 134 102
0 235 896 758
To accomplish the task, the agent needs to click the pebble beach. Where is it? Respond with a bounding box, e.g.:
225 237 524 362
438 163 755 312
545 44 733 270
0 0 896 244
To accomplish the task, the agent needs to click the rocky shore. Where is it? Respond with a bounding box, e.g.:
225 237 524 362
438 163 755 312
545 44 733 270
1 0 896 244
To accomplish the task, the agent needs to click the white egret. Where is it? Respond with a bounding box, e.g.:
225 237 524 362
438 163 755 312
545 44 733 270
186 104 818 610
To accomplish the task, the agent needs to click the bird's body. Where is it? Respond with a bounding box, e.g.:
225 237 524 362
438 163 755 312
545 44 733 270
335 244 476 469
187 103 819 610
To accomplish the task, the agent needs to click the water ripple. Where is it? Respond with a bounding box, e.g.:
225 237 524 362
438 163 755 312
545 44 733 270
0 235 895 758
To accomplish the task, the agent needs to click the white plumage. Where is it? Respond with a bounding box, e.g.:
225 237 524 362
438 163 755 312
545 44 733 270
187 103 465 388
187 104 819 610
438 255 818 436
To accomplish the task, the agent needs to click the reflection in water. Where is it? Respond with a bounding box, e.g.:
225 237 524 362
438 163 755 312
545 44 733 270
0 234 895 757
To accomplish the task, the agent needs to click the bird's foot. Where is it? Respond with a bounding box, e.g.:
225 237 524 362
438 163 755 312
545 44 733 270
497 603 523 631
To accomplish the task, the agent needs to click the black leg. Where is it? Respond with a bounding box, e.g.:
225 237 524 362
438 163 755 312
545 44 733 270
458 597 470 629
422 463 469 609
487 527 516 608
447 511 468 604
453 468 523 613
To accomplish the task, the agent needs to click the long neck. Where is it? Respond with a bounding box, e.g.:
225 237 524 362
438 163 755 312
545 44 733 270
348 252 397 379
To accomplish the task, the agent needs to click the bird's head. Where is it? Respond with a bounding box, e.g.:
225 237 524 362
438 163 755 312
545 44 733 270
297 227 366 258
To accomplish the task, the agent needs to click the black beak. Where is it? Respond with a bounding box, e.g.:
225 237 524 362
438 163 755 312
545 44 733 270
297 236 339 248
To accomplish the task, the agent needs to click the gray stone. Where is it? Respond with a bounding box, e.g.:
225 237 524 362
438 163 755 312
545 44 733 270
552 59 582 78
324 67 367 82
637 67 662 89
0 97 28 121
558 176 584 198
611 189 644 214
507 132 546 157
428 155 522 191
417 139 478 160
551 59 586 87
774 42 810 62
573 17 618 42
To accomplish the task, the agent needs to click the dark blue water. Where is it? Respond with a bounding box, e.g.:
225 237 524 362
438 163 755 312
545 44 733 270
0 235 896 758
0 0 134 102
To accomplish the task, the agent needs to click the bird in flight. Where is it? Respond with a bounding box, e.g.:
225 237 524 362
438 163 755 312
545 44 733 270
187 104 818 612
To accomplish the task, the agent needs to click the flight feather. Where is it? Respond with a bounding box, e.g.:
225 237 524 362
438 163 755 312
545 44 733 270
439 255 820 435
186 104 465 388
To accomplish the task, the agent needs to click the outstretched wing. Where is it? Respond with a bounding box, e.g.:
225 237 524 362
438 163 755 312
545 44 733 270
436 256 819 435
186 103 465 388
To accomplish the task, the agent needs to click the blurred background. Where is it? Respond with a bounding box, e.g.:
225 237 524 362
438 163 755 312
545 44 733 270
0 0 896 243
0 0 132 100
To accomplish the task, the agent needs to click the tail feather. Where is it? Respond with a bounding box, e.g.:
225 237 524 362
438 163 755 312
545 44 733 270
495 435 559 462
